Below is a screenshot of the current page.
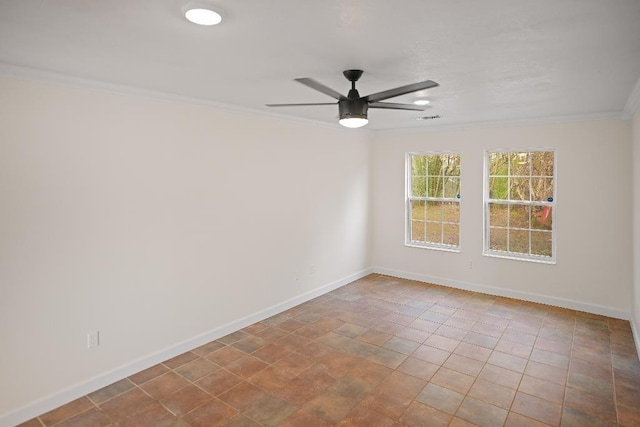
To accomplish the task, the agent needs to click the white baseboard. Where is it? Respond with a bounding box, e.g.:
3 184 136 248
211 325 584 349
372 267 631 320
1 268 373 427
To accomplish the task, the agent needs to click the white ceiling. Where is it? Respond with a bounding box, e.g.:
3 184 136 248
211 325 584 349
1 0 640 130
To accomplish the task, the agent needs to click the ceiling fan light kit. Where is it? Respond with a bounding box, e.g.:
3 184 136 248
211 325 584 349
267 70 438 129
183 2 223 26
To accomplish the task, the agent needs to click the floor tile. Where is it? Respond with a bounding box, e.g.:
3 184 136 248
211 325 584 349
196 368 242 396
456 396 508 427
511 391 562 426
52 407 114 427
175 357 219 382
128 363 170 385
337 404 396 426
478 364 523 389
243 395 298 426
400 401 453 427
375 371 425 398
563 387 617 424
467 378 516 409
117 402 177 427
225 355 268 379
560 406 617 427
218 381 269 412
279 409 333 427
443 353 485 376
518 375 565 404
159 384 212 417
397 356 439 381
412 344 451 365
360 389 412 420
39 397 95 426
163 351 199 369
99 387 155 422
87 379 135 404
140 371 190 400
430 367 475 394
303 391 359 424
415 383 464 414
487 350 528 373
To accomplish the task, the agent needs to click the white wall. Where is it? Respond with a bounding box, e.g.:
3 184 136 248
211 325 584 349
0 77 372 421
633 112 640 352
371 120 633 315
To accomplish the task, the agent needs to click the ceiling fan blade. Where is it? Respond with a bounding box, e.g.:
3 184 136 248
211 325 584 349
364 80 439 103
266 102 337 107
295 78 347 101
369 102 429 111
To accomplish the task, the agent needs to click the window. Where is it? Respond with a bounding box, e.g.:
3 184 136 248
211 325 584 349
484 150 555 262
406 153 460 250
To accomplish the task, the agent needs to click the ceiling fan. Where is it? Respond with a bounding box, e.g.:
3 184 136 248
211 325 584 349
266 70 439 128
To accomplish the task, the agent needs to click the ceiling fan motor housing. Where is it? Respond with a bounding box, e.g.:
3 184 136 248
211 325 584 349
339 99 368 120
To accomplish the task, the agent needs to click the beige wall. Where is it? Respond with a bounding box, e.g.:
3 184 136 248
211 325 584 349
371 120 633 314
0 77 372 419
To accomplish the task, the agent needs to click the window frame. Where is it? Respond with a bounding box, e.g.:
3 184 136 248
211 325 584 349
483 148 557 264
405 151 461 252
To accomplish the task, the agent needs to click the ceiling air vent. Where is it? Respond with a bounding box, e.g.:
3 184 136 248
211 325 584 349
416 115 441 120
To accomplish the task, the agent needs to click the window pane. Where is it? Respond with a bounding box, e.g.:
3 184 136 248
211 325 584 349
509 177 530 201
489 152 509 176
411 220 425 242
443 154 460 176
411 200 426 220
531 177 553 201
489 177 508 199
489 227 508 251
426 201 442 221
510 152 530 176
509 205 530 229
444 177 460 198
412 176 426 197
532 206 552 230
427 176 444 198
532 151 554 177
509 229 529 254
426 221 442 243
531 231 552 256
428 155 444 176
443 202 459 224
443 224 459 245
489 203 508 227
411 155 427 176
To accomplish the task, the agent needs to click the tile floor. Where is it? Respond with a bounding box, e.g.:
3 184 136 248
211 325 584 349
20 274 640 426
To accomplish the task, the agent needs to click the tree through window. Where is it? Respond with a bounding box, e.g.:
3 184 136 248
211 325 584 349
485 150 555 262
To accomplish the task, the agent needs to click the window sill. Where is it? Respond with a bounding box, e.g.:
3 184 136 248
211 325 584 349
405 243 461 253
483 250 556 265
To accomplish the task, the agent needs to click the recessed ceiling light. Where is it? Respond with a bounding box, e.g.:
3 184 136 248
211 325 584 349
413 99 430 106
185 8 222 25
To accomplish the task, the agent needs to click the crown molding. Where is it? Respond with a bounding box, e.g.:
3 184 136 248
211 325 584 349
0 61 355 132
374 110 627 136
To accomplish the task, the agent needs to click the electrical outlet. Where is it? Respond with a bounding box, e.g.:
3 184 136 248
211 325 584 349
87 331 100 349
295 271 300 281
468 261 473 269
309 264 316 275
